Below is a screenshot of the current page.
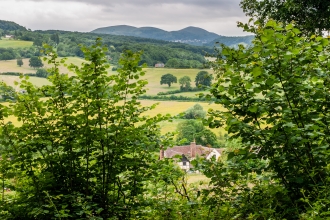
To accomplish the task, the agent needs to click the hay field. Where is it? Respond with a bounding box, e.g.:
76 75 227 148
3 100 226 135
0 39 33 48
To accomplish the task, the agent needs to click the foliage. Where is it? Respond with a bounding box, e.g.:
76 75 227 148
208 20 330 217
176 120 218 147
184 104 206 119
0 52 14 61
35 68 49 78
240 0 330 34
50 33 60 45
0 40 171 219
138 94 216 102
28 56 43 68
179 76 191 91
195 71 212 87
165 58 203 68
0 20 26 31
160 73 177 87
16 58 23 67
0 82 16 102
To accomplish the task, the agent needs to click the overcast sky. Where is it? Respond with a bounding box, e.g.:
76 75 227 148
0 0 250 36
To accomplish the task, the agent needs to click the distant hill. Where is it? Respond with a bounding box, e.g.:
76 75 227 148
0 20 27 31
92 25 254 47
205 35 255 47
92 25 221 46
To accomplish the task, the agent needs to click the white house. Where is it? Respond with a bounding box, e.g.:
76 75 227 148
160 142 224 171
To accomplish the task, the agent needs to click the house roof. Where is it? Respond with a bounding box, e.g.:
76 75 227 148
164 144 224 159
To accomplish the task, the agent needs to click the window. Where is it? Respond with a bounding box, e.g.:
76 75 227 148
183 162 186 166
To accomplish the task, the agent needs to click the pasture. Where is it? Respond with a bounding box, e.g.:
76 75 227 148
1 57 212 97
0 39 33 48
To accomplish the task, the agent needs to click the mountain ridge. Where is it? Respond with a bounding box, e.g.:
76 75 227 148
91 25 253 46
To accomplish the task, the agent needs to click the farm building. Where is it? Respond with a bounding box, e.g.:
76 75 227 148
4 35 14 39
160 142 224 171
155 63 165 68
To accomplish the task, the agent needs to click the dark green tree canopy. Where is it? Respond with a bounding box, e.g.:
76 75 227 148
17 58 23 67
240 0 330 34
29 56 43 68
0 52 14 61
35 68 48 78
160 73 177 87
50 33 60 44
195 71 212 87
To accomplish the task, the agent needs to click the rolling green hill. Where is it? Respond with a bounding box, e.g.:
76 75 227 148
92 25 221 46
0 20 27 31
92 25 254 47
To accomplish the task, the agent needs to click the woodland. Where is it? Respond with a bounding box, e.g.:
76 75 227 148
1 0 330 219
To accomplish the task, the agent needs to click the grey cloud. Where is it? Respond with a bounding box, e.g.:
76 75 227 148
12 0 241 9
0 0 248 35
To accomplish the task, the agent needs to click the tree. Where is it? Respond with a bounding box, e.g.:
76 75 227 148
160 73 177 87
17 58 23 67
179 76 191 91
240 0 330 34
29 56 43 68
184 104 206 119
208 20 330 217
50 33 60 45
0 52 14 61
195 71 212 87
35 68 48 78
0 40 169 218
0 83 15 101
176 120 218 147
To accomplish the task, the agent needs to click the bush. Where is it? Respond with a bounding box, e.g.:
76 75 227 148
184 103 206 119
35 68 48 78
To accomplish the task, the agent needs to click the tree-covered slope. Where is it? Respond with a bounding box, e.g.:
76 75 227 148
0 20 27 31
205 35 255 47
91 25 220 45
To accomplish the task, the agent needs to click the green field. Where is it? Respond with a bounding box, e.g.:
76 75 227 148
0 39 33 48
1 56 224 136
1 57 212 97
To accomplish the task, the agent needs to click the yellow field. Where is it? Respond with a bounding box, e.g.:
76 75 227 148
0 39 33 48
2 100 226 135
187 173 210 184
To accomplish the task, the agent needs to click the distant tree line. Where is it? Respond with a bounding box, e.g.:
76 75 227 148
0 22 213 68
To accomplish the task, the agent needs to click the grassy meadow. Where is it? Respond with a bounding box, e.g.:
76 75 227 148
0 39 33 48
1 56 224 136
1 57 212 97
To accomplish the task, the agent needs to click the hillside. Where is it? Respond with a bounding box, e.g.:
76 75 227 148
91 25 254 47
205 35 255 47
0 20 27 31
91 25 220 46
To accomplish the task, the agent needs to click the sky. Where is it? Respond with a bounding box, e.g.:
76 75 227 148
0 0 250 36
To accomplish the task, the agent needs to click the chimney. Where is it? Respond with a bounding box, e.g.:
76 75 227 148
190 141 196 158
160 146 165 160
